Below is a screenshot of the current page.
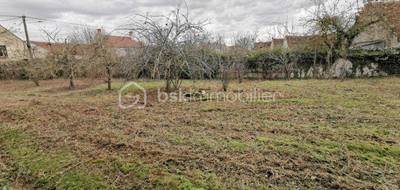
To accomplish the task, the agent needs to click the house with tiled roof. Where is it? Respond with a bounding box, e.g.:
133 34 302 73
31 41 89 59
352 1 400 49
283 35 325 50
31 41 66 58
96 29 140 57
105 35 138 48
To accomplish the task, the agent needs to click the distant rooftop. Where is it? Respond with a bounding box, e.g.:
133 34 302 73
104 36 138 48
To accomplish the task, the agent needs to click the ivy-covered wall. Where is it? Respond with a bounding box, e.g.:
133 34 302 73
348 49 400 75
245 48 400 79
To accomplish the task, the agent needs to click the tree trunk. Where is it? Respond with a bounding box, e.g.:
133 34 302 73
165 79 171 93
237 69 243 83
32 78 40 87
222 80 228 92
69 75 75 90
235 63 243 83
69 64 75 90
262 62 268 80
327 49 333 78
285 63 292 80
222 69 229 92
106 64 112 91
107 77 112 90
28 60 40 86
165 62 172 93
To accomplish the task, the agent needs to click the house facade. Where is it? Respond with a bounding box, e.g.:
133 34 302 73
95 29 139 58
352 1 400 49
104 35 138 57
31 41 54 58
0 25 27 61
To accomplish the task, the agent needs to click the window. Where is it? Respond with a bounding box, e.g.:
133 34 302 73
360 41 385 50
0 45 7 58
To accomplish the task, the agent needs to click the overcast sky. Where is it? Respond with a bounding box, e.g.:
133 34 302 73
0 0 360 42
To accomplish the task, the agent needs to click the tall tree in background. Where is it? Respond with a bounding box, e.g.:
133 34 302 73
90 30 120 90
232 32 258 83
126 4 207 92
42 29 88 90
306 0 382 64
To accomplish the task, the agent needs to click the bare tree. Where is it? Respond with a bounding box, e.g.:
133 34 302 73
85 30 121 90
265 23 298 80
231 32 258 83
41 29 84 90
306 0 382 64
269 48 297 79
219 54 234 91
63 39 81 89
125 4 207 92
205 35 233 91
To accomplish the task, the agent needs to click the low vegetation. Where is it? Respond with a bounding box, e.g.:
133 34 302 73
0 78 399 189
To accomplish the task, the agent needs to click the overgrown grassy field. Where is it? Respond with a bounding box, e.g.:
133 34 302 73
0 78 399 189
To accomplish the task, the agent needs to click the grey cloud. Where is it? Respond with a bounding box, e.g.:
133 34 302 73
0 0 322 41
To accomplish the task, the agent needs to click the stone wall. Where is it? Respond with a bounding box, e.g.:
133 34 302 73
253 58 392 80
352 21 399 49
